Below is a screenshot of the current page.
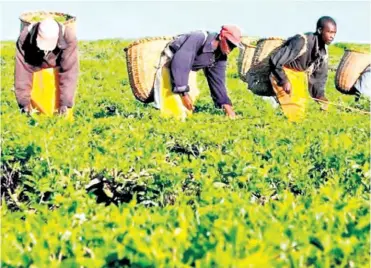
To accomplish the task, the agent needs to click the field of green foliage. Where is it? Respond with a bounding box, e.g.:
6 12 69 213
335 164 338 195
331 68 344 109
1 39 370 267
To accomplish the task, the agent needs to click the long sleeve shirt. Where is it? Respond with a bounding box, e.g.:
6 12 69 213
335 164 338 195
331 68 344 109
168 31 231 107
15 22 79 109
269 32 328 98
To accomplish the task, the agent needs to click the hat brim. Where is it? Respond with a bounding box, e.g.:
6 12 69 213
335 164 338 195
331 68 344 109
230 39 244 49
226 38 244 49
234 42 244 49
225 35 244 49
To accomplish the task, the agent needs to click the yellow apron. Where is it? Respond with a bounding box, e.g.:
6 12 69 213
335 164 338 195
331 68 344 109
31 68 73 120
158 67 200 121
270 68 308 122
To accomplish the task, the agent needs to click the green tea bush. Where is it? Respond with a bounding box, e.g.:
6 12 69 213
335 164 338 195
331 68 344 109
1 40 369 267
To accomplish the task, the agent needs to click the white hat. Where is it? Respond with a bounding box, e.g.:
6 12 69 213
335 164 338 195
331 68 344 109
36 18 59 51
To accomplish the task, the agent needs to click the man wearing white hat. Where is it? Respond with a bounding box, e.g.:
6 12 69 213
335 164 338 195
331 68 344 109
15 17 79 115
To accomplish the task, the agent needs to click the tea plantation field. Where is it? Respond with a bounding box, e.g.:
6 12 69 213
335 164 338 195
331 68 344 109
1 39 370 267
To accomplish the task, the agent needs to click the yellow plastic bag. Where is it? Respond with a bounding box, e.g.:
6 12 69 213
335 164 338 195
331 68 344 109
159 67 199 121
31 68 73 120
270 68 308 122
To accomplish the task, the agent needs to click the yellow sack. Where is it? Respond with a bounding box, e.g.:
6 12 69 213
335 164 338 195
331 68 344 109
270 68 308 122
159 67 200 121
31 68 73 120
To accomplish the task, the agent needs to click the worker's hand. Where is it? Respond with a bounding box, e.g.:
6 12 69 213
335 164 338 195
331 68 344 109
282 81 291 95
58 105 68 116
222 104 236 119
181 93 194 111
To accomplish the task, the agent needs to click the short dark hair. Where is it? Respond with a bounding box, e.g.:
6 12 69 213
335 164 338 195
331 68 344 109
316 16 336 31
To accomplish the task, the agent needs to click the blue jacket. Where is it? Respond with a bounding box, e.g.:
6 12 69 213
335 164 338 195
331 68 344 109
168 30 232 107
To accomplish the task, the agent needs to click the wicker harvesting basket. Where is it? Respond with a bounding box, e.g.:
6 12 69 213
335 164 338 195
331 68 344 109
335 49 371 93
124 36 175 103
240 36 252 46
240 36 260 46
19 11 76 34
251 37 285 66
237 44 256 83
247 37 286 96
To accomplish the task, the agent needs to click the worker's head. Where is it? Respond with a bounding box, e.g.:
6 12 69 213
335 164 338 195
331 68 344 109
219 25 243 55
36 18 59 51
316 16 337 45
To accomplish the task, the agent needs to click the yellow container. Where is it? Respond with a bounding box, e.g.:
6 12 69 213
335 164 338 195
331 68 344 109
159 67 199 121
31 68 73 120
270 68 308 122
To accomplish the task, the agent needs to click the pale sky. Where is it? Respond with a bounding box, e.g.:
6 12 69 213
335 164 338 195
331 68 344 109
1 0 370 43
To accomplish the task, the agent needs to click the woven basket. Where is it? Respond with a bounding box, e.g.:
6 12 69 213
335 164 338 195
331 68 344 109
124 36 174 103
237 44 256 82
19 11 76 35
241 36 252 46
335 49 371 93
247 37 286 96
241 36 260 46
251 37 285 66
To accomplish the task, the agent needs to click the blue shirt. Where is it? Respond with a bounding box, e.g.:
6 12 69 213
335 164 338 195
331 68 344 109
353 65 371 99
168 31 231 106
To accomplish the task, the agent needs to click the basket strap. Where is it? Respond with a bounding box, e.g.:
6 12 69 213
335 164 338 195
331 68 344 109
27 23 34 32
293 33 315 76
295 33 308 59
200 30 208 46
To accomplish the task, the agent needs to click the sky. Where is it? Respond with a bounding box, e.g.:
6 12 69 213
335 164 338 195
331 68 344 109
0 0 370 43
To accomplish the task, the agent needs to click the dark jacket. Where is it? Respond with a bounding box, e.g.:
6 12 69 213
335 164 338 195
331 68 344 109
269 32 328 98
15 22 79 109
168 31 231 107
